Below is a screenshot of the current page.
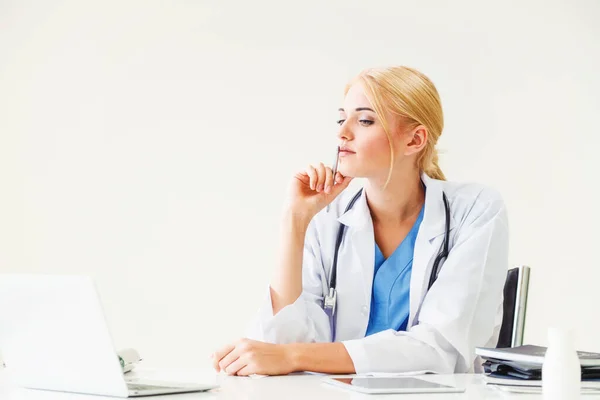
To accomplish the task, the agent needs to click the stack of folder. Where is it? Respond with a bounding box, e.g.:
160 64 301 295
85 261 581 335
475 345 600 392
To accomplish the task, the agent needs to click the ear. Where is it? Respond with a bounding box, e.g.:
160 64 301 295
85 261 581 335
404 125 428 156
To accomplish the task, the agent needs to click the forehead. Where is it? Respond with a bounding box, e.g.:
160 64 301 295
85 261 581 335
342 83 374 111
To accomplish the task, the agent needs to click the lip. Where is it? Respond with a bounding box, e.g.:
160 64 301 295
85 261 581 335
339 146 355 154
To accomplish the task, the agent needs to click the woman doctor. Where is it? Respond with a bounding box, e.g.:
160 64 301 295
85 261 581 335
212 66 509 376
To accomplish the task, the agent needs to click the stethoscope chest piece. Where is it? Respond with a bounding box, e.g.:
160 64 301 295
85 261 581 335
324 287 337 316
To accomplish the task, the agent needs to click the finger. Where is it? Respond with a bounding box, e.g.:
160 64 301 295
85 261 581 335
315 162 326 192
335 171 344 184
213 343 235 360
306 165 317 190
212 343 235 371
294 171 310 186
330 175 353 197
224 356 248 376
324 167 334 194
213 343 236 372
236 365 254 377
211 353 220 372
218 347 241 372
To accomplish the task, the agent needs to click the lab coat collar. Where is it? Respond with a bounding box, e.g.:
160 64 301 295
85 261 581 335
337 173 457 241
420 173 458 241
337 188 369 228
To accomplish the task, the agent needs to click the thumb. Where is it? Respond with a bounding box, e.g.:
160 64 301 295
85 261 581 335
329 175 353 198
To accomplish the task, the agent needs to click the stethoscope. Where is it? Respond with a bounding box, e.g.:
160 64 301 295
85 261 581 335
323 188 451 341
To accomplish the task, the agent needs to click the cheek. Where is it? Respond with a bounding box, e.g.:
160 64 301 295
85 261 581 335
338 127 391 177
357 128 390 161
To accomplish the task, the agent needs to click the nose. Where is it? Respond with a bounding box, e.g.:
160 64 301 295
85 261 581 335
336 122 353 142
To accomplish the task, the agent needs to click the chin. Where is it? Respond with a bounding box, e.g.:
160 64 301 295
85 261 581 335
338 166 362 179
339 159 373 178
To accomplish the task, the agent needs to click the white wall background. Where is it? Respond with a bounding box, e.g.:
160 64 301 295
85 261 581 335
1 0 599 369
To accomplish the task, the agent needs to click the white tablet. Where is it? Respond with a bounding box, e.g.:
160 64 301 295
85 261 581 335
322 376 465 394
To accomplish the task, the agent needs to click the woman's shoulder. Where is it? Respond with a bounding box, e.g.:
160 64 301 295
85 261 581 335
436 179 507 225
442 180 504 206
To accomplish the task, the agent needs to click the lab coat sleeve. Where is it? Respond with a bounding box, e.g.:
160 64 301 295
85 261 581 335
245 217 332 344
342 191 509 374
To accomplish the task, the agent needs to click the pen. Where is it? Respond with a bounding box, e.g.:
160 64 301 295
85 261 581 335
326 146 340 213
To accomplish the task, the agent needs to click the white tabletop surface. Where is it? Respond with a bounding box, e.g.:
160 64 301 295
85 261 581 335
2 367 599 399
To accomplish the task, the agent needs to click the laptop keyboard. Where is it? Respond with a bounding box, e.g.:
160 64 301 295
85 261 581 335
128 384 182 391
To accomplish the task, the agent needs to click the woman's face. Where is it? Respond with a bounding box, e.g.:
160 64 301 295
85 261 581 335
336 83 425 179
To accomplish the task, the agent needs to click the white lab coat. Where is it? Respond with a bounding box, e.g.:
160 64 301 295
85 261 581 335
247 173 509 374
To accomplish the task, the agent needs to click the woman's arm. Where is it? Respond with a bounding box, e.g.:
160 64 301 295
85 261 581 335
270 164 352 315
244 167 353 343
212 339 355 376
289 342 356 374
243 214 333 345
269 211 312 315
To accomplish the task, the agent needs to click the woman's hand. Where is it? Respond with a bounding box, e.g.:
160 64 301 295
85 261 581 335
211 339 295 376
286 163 352 220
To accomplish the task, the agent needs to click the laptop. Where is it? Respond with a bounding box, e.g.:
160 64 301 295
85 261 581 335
0 274 218 397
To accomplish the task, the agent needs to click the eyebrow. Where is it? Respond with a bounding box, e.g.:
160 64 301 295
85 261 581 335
338 107 375 113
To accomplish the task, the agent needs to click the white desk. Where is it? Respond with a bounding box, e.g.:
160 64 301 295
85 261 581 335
2 368 599 399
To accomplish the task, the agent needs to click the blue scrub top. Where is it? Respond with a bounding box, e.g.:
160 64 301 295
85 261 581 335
365 205 425 336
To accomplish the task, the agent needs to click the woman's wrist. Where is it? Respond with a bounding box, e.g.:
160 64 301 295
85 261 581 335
282 343 356 374
284 343 304 372
281 206 314 230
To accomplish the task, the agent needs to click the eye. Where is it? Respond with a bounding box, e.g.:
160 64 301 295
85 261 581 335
359 119 374 126
336 119 346 125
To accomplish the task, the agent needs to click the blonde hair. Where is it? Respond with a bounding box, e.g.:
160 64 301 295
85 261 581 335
345 66 446 181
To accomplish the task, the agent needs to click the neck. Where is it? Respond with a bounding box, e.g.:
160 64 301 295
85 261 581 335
364 168 425 226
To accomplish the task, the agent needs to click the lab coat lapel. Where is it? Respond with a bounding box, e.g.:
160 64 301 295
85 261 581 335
408 173 458 326
337 191 375 312
337 177 459 328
